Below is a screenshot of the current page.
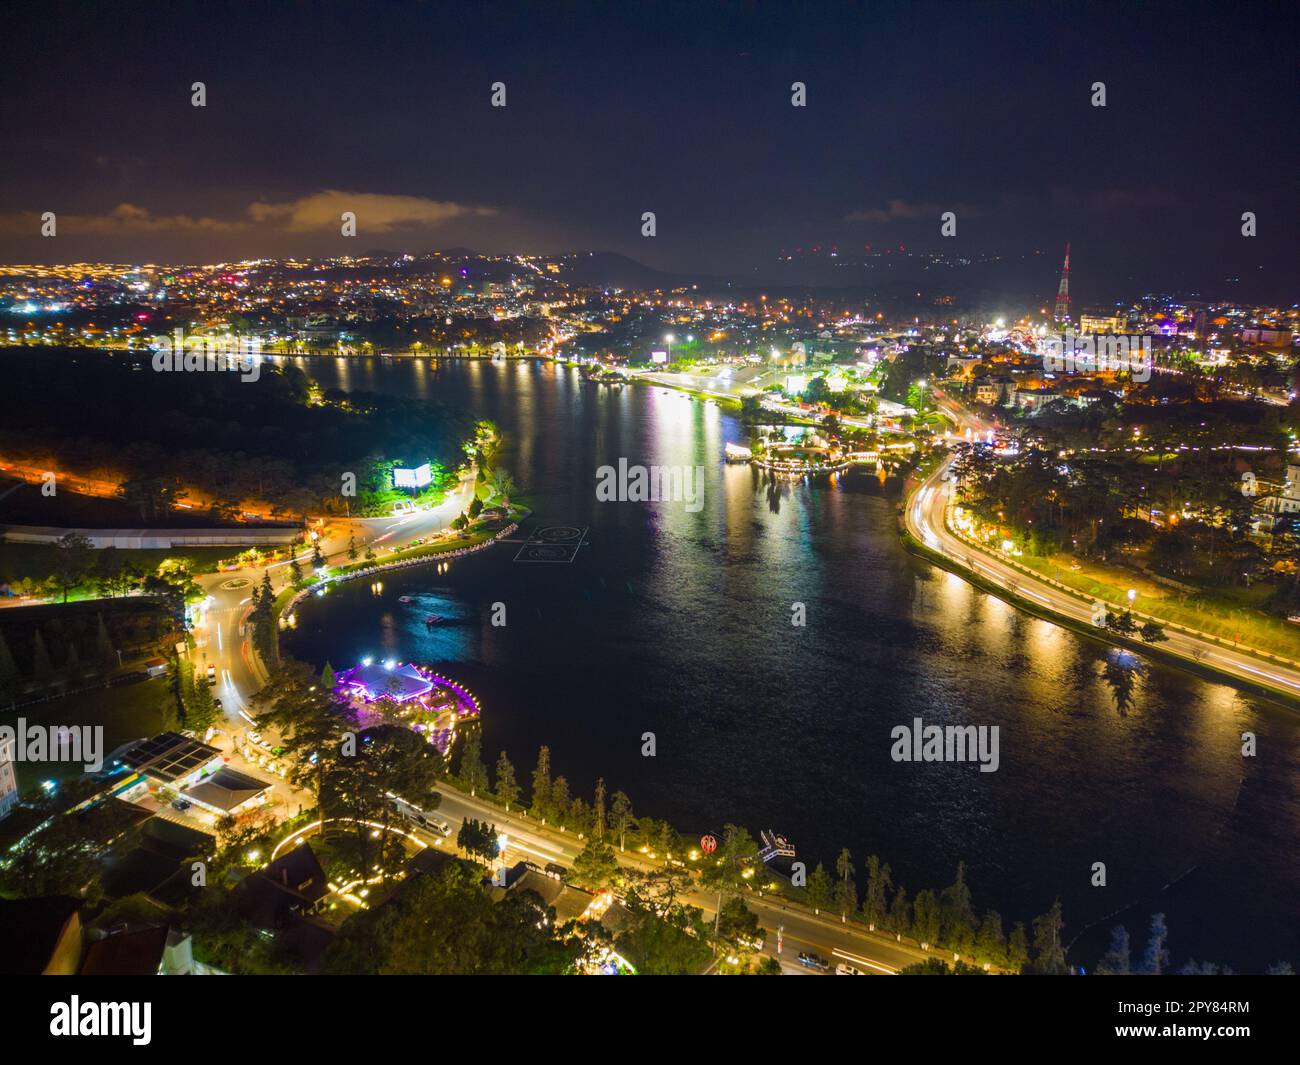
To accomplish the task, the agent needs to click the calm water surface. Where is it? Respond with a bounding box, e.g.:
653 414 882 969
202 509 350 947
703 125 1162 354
284 357 1300 971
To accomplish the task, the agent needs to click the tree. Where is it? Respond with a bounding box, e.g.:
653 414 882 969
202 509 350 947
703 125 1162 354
456 729 489 796
52 533 94 603
912 889 941 948
1007 922 1030 972
1096 924 1131 975
325 724 446 878
252 659 350 811
700 824 760 943
1140 912 1169 975
833 847 857 920
549 775 571 826
490 468 516 508
939 860 977 954
457 817 501 863
530 746 552 821
592 777 607 840
608 790 634 851
571 835 618 890
494 751 519 810
288 556 303 588
347 534 359 561
1028 900 1068 974
320 661 336 689
806 863 832 913
311 540 325 570
325 864 578 975
862 854 892 930
1139 620 1168 643
975 911 1006 968
887 886 910 938
716 896 762 950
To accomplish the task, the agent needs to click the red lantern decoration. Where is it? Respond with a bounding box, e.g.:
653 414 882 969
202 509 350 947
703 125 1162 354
700 834 718 854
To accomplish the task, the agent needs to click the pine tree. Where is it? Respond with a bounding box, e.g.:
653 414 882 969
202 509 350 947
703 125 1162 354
347 534 359 562
806 863 832 913
833 848 857 919
1096 924 1131 975
862 854 892 929
887 887 910 938
913 889 941 947
975 911 1006 968
321 662 336 689
456 729 489 795
608 790 633 851
940 860 977 954
550 775 571 826
530 745 552 821
593 777 607 840
494 751 519 809
1140 913 1169 975
1029 899 1068 974
1006 922 1031 972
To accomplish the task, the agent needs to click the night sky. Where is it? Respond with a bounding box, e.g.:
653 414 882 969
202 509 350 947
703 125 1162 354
1 0 1296 300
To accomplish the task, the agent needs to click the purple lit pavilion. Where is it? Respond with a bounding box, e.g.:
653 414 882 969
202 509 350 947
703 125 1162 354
343 662 434 703
332 660 482 756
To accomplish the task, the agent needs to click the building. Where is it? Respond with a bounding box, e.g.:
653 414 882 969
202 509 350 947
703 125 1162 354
181 765 271 816
1241 328 1294 349
342 661 435 703
236 842 332 930
1079 308 1126 334
1251 464 1300 531
0 733 18 819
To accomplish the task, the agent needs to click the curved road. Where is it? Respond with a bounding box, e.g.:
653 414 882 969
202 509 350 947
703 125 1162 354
908 398 1300 702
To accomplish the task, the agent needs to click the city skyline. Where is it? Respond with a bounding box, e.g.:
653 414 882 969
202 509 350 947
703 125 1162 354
1 0 1296 302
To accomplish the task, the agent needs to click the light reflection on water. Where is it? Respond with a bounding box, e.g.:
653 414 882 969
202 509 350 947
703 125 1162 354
285 357 1299 971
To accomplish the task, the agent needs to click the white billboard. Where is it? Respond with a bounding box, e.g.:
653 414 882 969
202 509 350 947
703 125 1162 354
393 463 432 488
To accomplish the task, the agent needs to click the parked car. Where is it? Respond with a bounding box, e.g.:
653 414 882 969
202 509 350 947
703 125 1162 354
835 962 864 975
206 664 217 685
797 952 831 972
171 798 192 812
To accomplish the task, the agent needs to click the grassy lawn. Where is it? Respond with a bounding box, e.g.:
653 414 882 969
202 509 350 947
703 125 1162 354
1009 549 1300 660
4 674 179 792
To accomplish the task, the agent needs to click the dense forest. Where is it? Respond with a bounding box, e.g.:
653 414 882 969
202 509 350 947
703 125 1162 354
0 348 474 519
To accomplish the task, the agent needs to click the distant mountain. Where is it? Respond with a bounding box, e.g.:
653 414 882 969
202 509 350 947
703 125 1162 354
542 251 708 291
